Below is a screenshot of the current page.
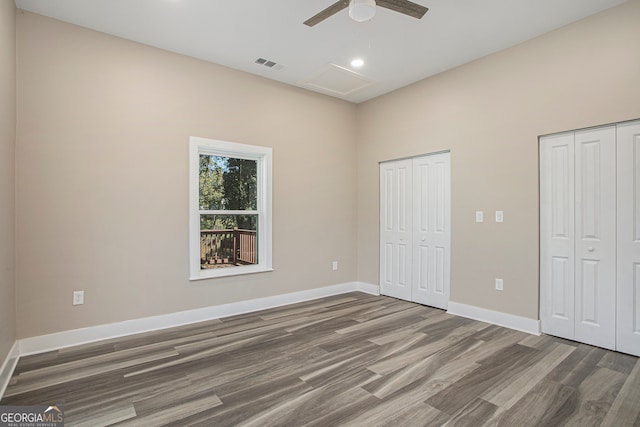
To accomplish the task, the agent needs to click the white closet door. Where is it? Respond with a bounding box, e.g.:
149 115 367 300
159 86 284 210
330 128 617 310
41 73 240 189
540 132 576 340
574 126 616 350
380 160 412 301
412 153 451 309
617 120 640 357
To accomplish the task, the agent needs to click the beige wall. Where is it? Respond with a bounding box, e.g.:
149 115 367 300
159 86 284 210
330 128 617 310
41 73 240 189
356 0 640 319
15 12 357 338
0 1 16 359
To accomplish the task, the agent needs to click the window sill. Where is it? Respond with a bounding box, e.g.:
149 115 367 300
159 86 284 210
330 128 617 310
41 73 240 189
190 266 274 281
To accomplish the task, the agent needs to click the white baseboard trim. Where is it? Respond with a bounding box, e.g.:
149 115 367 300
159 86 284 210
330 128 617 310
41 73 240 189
0 341 19 399
18 281 370 357
355 282 380 295
447 301 541 336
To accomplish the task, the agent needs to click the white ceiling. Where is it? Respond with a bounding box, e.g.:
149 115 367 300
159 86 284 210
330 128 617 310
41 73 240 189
15 0 626 103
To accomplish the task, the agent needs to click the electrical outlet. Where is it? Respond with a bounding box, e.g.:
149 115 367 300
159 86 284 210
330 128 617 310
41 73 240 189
496 210 504 223
332 261 338 271
73 290 84 305
475 211 484 223
495 278 503 291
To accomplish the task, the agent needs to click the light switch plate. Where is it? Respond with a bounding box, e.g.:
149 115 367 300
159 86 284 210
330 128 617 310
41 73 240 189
496 210 504 223
475 211 483 223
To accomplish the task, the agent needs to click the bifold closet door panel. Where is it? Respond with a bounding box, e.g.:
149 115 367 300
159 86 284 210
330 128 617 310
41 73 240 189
411 153 451 309
380 160 412 301
617 120 640 357
541 121 638 354
573 126 616 351
540 132 576 341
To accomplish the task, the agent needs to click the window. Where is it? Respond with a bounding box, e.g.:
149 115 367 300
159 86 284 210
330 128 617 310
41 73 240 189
189 137 272 280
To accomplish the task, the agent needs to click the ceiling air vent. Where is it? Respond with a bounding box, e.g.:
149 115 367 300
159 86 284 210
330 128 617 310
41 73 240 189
255 57 284 70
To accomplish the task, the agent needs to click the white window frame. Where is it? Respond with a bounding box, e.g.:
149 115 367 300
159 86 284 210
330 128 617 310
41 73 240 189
189 136 273 280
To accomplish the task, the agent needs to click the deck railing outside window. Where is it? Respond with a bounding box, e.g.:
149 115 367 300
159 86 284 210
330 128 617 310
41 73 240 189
200 228 257 268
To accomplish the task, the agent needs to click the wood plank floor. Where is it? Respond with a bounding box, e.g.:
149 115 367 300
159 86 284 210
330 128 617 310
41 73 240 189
2 293 640 426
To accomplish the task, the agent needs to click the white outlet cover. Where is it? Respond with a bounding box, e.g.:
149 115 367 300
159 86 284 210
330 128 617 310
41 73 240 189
475 211 484 223
73 290 84 305
495 278 503 291
496 210 504 223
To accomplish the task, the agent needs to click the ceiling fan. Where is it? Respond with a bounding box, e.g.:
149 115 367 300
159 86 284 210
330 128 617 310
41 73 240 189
304 0 428 27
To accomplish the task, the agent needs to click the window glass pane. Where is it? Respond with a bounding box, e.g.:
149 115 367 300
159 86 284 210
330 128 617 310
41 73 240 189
199 155 257 210
200 214 258 269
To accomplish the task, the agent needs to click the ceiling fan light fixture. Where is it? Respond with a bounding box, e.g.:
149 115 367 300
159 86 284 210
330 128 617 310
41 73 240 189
348 0 376 22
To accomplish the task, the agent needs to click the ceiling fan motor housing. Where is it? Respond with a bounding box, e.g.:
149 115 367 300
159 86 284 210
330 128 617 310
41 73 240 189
304 0 428 27
349 0 377 22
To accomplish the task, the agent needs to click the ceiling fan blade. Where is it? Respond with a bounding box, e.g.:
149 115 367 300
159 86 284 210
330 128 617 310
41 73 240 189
304 0 349 27
376 0 428 19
